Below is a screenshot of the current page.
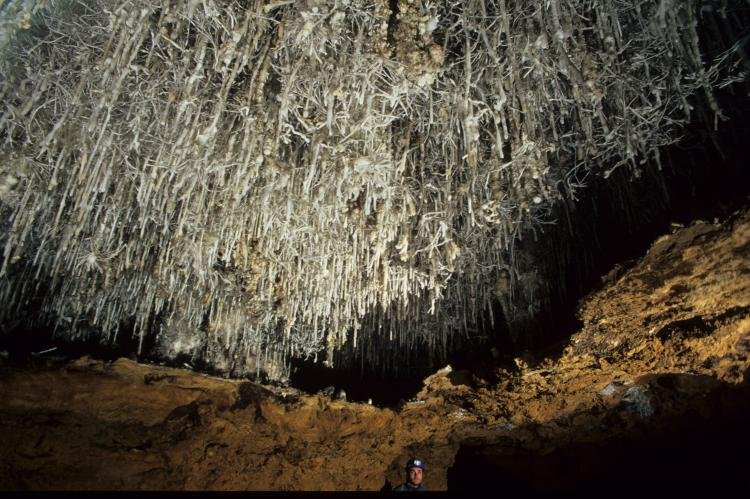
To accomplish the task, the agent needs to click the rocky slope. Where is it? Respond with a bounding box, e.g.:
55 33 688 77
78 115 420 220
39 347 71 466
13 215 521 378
1 209 749 491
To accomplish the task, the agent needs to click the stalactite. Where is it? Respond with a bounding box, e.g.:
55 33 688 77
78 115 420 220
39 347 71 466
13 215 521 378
0 0 744 380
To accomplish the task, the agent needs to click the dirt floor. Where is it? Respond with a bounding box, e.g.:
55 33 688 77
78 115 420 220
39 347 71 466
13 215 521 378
1 210 749 491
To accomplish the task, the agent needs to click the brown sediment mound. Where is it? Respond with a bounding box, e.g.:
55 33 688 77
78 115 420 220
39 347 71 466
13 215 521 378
1 210 749 491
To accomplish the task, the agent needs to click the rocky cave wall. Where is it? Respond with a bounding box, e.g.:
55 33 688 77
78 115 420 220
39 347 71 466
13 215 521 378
0 0 748 382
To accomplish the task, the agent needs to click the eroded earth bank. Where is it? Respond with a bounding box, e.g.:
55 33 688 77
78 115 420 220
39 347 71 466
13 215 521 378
1 210 749 492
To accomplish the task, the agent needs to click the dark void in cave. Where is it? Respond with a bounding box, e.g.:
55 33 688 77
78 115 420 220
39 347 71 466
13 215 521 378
449 408 750 493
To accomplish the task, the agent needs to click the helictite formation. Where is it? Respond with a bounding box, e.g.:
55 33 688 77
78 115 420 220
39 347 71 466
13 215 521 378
0 0 744 380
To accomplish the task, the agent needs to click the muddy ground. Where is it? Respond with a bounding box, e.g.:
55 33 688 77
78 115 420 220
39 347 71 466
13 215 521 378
1 210 749 491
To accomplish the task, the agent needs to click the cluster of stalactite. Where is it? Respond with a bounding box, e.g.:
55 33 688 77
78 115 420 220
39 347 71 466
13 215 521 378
0 0 745 380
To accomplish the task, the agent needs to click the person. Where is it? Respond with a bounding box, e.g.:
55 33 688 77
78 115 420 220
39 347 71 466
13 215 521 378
394 458 426 491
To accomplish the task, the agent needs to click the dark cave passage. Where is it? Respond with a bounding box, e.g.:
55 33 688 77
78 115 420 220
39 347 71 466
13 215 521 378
288 357 424 407
449 421 750 493
448 402 750 493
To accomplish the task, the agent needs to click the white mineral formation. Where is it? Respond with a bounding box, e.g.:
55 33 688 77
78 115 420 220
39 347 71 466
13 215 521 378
0 0 742 380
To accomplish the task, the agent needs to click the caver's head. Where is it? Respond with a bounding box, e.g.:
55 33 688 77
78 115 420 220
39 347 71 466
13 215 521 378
405 458 425 486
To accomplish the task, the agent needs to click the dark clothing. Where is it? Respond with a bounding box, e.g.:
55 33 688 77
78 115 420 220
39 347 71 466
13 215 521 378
394 483 426 491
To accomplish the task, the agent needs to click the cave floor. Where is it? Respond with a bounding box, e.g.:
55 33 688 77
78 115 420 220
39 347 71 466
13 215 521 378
1 210 749 491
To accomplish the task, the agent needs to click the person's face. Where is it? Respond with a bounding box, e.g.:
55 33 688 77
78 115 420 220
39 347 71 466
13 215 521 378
408 467 424 486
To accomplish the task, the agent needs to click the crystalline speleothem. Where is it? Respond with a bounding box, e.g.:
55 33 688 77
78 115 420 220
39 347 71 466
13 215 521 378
0 0 742 380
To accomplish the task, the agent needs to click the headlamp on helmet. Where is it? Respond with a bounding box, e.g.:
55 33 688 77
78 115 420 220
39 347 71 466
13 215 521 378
406 458 425 471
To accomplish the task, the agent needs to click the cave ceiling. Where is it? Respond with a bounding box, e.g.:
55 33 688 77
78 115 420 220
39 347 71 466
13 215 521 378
0 0 747 380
